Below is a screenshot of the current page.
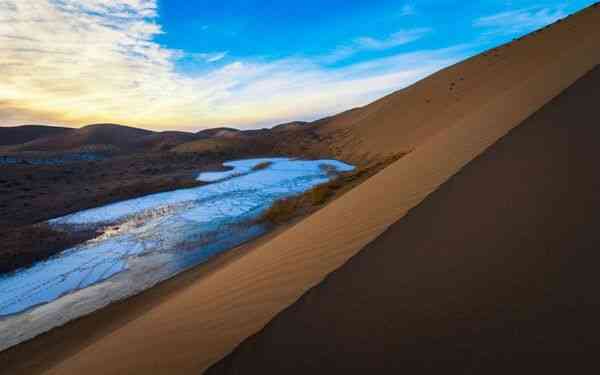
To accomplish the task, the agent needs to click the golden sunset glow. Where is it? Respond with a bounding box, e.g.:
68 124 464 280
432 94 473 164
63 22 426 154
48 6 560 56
0 0 464 130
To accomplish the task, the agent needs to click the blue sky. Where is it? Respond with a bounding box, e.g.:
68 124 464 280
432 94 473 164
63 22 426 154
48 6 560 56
0 0 594 130
157 0 592 73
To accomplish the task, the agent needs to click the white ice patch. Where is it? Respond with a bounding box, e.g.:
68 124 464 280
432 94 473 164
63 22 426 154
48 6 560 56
196 157 289 182
0 238 144 316
51 158 353 226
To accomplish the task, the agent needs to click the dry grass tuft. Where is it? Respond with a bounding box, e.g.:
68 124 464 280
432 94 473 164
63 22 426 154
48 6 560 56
260 197 302 224
259 152 408 225
309 185 334 205
252 161 272 171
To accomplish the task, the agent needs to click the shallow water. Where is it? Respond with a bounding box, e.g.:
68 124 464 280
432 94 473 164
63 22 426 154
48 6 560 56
0 158 353 350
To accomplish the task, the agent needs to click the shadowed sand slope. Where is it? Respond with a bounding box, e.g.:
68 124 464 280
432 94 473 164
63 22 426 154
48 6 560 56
6 5 600 375
207 64 600 375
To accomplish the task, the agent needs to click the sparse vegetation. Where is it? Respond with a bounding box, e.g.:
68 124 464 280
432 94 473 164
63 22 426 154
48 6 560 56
309 184 333 205
0 224 98 274
252 161 272 171
260 196 303 224
259 153 407 225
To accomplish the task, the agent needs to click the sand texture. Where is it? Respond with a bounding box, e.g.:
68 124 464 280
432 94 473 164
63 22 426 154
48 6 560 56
208 63 600 374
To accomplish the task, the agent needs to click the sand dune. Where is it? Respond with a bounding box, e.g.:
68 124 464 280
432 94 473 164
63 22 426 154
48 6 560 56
135 130 198 151
2 5 599 375
12 123 153 152
207 63 600 374
4 124 198 153
314 4 600 162
195 127 241 139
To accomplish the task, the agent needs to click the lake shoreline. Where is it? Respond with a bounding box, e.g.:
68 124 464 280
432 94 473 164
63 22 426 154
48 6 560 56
0 158 354 353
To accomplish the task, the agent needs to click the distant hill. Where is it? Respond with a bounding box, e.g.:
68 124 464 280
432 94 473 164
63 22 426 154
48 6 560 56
0 125 71 146
271 121 308 132
27 123 152 150
196 127 241 139
175 122 322 158
137 131 198 151
4 124 200 153
2 121 320 156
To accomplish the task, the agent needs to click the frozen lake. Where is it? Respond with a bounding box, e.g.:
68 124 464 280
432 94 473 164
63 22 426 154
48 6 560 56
0 158 353 351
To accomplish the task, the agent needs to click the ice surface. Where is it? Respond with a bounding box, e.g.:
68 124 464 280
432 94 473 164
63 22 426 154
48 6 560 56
0 238 143 316
0 158 354 319
196 157 289 182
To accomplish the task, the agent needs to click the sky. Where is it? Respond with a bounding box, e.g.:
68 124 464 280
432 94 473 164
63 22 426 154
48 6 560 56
0 0 595 131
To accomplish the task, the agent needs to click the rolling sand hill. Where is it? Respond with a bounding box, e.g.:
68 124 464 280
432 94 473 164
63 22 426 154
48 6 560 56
196 127 241 139
271 121 309 132
1 4 599 375
136 131 198 151
13 123 153 152
4 123 200 153
207 59 600 375
2 122 317 156
0 125 70 147
174 124 324 159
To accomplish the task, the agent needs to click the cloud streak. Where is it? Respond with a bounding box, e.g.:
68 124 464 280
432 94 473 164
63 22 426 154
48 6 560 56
399 4 416 17
193 51 228 63
0 0 465 130
324 28 432 63
474 5 567 35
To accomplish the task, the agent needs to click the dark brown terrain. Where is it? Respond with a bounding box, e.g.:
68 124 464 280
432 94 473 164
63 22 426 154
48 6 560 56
207 65 600 374
0 125 70 146
0 120 341 275
0 153 223 274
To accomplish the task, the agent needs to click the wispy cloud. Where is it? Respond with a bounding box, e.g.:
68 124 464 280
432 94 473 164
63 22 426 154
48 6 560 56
474 5 567 35
0 0 464 130
193 51 228 63
399 4 416 17
356 28 431 50
323 28 432 64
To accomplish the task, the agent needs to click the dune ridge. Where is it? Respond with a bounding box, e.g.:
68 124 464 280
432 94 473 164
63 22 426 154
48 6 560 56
207 60 600 375
313 5 599 161
4 5 599 375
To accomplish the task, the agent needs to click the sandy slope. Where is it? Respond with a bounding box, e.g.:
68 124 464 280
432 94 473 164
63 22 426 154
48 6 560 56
207 63 600 375
3 5 599 375
315 4 600 162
